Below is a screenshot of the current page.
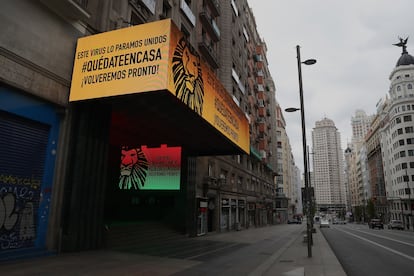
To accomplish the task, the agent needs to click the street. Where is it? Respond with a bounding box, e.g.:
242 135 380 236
321 223 414 276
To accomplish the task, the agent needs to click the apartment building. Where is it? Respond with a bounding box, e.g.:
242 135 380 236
0 0 285 259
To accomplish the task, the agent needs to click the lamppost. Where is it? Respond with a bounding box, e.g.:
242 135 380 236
405 169 413 230
285 45 316 258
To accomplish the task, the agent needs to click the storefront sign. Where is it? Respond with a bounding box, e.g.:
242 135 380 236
70 19 249 154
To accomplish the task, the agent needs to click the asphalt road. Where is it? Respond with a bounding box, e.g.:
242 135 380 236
321 223 414 276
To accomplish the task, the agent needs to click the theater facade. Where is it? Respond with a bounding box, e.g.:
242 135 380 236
60 19 249 251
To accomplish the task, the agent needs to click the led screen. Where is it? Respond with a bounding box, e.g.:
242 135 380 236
119 144 181 190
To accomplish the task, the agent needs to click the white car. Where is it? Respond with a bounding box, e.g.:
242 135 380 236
320 219 330 228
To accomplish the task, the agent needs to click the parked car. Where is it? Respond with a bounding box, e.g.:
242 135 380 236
320 219 330 228
369 219 384 229
387 220 404 230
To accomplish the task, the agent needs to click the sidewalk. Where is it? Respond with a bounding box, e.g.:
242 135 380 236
256 227 347 276
0 225 346 276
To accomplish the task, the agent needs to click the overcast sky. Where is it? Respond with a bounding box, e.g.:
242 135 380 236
247 0 413 172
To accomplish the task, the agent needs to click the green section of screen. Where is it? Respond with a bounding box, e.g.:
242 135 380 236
141 173 180 190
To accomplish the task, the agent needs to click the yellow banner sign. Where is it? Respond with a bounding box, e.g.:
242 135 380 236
167 23 249 153
69 19 249 153
69 20 171 101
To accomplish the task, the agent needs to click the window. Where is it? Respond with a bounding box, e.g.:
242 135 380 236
405 126 414 133
398 128 403 135
403 115 412 122
399 139 405 146
408 84 413 89
162 0 172 18
408 150 414 156
396 117 402 123
400 151 406 157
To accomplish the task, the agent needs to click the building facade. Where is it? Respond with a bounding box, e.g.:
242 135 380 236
1 0 293 260
312 118 346 215
382 41 414 230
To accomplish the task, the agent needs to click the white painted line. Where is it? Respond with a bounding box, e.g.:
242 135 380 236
336 227 414 262
351 228 414 247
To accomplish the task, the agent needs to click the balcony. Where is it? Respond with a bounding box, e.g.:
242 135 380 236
198 39 219 69
259 139 268 151
258 106 266 117
258 121 267 134
204 0 220 17
199 11 220 41
257 90 265 100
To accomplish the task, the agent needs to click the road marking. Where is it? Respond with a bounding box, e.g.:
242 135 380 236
336 227 414 261
351 228 414 247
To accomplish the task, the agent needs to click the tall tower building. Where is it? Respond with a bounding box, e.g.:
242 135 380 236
351 109 374 146
312 118 346 214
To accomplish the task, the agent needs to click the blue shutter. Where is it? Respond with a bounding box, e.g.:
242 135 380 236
0 110 50 251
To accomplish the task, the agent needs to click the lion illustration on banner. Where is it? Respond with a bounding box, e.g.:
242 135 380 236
119 146 148 190
172 37 204 115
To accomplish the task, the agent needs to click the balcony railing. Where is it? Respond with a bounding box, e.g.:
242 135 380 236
198 39 219 69
199 11 220 42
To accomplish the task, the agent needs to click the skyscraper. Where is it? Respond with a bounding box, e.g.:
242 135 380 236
312 118 346 214
351 109 374 145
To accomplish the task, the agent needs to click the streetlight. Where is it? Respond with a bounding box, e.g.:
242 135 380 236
405 169 413 230
285 45 316 258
